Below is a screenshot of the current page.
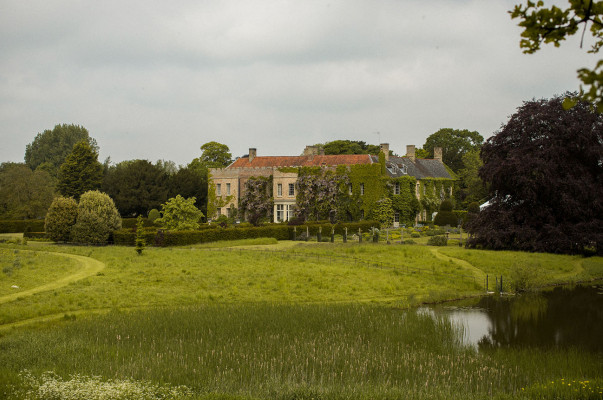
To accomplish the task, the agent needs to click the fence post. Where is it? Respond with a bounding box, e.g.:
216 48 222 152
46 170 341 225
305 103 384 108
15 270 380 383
343 227 347 243
486 274 488 292
358 228 362 243
293 226 296 241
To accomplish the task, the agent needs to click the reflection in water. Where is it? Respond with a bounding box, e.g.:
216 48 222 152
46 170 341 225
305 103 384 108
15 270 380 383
429 284 603 353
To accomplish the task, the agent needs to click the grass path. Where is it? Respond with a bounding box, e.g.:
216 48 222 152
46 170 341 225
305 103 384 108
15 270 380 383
429 247 485 282
0 249 105 305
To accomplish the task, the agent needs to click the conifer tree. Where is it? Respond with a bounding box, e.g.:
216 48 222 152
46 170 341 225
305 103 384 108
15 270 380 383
57 141 103 200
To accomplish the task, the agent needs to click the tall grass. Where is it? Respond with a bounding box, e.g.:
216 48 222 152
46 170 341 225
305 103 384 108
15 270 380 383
1 304 600 399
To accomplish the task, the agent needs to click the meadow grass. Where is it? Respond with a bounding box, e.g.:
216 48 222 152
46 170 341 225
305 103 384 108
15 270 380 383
0 240 602 399
0 249 81 297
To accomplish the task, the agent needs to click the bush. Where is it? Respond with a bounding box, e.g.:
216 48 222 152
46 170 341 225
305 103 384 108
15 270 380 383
0 219 45 233
427 235 448 246
411 232 421 238
45 197 78 242
71 191 122 244
156 195 204 231
147 209 160 223
439 199 454 212
23 231 47 239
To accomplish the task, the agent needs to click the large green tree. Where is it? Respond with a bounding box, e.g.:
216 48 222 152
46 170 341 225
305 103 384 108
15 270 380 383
455 149 488 208
422 128 483 173
0 163 55 219
467 94 603 254
168 166 207 213
319 140 380 155
102 160 169 217
25 124 98 177
57 141 103 200
511 1 603 111
196 141 232 168
44 196 78 242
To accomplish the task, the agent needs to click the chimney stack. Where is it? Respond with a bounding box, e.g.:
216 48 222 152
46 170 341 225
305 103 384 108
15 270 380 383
303 145 319 156
380 143 390 161
433 147 443 161
406 145 416 161
249 148 257 162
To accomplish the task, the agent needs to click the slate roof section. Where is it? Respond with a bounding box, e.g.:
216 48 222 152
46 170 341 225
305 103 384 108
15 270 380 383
229 154 374 168
371 155 453 179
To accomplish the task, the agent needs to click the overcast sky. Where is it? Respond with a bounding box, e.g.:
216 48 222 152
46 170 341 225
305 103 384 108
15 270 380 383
0 0 596 166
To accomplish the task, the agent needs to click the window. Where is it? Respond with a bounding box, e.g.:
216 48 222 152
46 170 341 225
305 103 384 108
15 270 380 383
226 183 231 196
288 183 295 196
216 184 221 196
348 184 353 195
277 184 282 197
360 209 365 219
286 205 294 221
360 183 364 195
276 204 284 222
216 207 221 216
394 182 400 195
394 212 400 223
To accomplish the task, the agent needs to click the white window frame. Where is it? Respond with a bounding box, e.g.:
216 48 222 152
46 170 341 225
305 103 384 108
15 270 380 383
226 183 231 196
276 204 284 222
288 183 295 196
349 184 353 195
360 183 364 195
394 182 400 195
286 204 294 221
277 183 282 197
216 207 221 216
394 212 400 223
216 184 221 196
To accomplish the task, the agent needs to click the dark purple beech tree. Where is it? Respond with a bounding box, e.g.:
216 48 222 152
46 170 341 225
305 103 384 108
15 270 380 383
467 94 602 255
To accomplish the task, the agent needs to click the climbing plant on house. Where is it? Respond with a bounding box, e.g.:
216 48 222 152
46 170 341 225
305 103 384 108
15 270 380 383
296 168 349 221
388 176 421 226
239 176 273 226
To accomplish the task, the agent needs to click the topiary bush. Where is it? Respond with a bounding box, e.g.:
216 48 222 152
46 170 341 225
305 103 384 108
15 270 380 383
147 209 160 224
45 197 78 242
70 191 122 244
433 199 459 227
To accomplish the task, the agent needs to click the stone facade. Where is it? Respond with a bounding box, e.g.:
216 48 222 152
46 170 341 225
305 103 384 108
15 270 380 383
209 144 454 224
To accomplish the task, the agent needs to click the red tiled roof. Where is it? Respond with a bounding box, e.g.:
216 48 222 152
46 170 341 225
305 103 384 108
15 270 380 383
229 154 373 168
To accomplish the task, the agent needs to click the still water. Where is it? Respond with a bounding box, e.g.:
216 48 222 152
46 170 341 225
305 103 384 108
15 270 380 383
423 284 603 353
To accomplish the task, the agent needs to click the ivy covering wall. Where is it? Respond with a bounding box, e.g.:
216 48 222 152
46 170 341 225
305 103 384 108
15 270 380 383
206 173 234 219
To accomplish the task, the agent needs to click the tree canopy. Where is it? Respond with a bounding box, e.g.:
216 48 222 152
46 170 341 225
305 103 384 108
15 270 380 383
167 166 208 213
510 1 603 111
57 141 103 200
319 140 380 155
0 163 55 219
467 94 603 254
70 190 122 244
196 141 232 168
422 128 483 173
102 160 169 217
25 124 98 176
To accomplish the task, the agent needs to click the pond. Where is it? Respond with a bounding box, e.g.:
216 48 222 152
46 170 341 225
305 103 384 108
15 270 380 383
423 283 603 353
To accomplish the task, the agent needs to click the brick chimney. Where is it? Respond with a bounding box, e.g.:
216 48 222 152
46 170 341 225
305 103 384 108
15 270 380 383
249 148 257 162
380 143 390 161
434 147 443 161
406 145 416 162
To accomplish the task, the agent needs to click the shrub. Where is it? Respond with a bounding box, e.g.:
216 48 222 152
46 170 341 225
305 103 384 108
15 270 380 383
411 232 421 238
439 199 454 212
156 195 204 231
70 191 122 244
44 197 78 242
427 235 448 246
135 216 146 255
147 208 160 223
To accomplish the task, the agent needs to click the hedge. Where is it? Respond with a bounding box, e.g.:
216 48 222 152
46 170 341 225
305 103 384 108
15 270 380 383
23 231 47 239
113 221 380 247
121 218 156 229
0 220 45 233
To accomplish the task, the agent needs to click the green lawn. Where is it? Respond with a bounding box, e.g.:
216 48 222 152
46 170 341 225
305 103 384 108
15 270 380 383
0 239 601 399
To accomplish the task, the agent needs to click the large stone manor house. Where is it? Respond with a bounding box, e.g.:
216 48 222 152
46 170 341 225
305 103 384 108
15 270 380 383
208 144 454 225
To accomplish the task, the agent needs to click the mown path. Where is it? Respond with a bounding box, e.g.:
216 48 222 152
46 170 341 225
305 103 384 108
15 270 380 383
429 248 486 283
0 249 105 305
